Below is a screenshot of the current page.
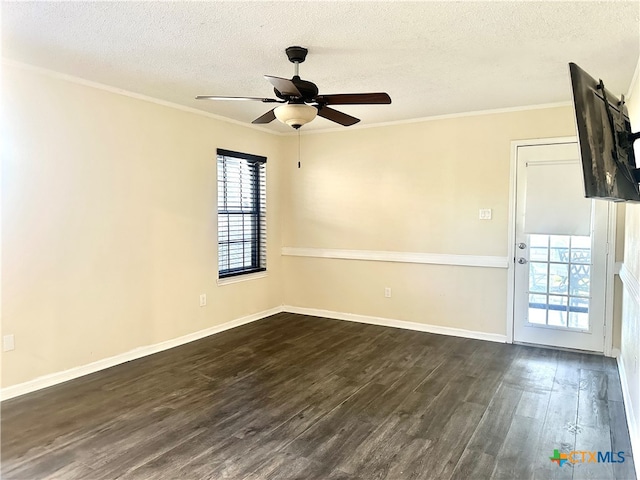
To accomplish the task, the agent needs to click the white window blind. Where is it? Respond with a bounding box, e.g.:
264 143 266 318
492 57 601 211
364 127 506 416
524 160 592 236
217 149 266 278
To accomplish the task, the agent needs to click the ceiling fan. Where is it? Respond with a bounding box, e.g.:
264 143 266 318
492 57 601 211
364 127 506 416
196 46 391 129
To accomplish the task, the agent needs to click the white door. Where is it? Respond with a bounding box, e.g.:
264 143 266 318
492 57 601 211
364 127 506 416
513 142 609 352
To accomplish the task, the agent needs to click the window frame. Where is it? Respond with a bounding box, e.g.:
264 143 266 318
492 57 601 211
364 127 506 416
216 148 267 279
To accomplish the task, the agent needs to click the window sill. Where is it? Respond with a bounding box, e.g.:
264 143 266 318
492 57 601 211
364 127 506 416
217 271 268 286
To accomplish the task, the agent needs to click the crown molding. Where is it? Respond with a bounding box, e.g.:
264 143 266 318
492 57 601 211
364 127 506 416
294 101 573 136
3 58 575 138
1 58 285 136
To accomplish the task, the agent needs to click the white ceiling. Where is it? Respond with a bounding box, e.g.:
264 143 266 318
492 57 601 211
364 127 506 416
2 1 639 133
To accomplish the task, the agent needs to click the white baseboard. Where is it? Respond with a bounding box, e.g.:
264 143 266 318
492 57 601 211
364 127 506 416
283 305 507 343
1 306 284 401
617 262 640 477
0 304 521 401
617 354 640 480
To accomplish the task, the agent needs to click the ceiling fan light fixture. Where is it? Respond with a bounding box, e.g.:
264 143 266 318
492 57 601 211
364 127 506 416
196 47 390 128
274 103 317 129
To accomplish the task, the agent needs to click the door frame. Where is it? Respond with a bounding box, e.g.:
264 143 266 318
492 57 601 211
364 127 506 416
506 137 617 356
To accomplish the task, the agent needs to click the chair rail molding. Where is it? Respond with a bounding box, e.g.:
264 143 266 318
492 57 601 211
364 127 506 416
619 263 640 307
281 247 509 269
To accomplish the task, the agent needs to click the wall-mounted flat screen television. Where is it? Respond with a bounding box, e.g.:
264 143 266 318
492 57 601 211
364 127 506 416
568 62 640 202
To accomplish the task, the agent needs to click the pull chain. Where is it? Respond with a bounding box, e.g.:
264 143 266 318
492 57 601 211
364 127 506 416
298 129 301 168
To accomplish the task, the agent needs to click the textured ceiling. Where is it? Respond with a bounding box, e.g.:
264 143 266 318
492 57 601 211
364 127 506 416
2 1 639 133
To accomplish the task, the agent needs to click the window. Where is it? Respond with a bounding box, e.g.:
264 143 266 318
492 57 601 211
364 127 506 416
217 149 266 278
527 234 591 330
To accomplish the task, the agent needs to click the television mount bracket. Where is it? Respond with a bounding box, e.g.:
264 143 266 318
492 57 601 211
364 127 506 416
598 82 640 184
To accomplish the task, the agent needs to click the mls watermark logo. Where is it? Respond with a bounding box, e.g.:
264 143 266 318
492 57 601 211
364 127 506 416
550 449 569 467
550 449 627 466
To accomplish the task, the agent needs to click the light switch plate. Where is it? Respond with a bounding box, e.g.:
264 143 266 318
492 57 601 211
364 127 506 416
479 208 492 220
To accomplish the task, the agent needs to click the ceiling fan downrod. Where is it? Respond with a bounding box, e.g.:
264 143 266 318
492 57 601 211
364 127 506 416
286 46 308 79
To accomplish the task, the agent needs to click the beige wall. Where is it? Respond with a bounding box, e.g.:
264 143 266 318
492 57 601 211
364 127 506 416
281 107 576 334
621 57 640 453
2 59 634 397
1 64 284 387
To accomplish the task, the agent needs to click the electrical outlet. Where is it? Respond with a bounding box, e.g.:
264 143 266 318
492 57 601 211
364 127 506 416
3 334 15 352
479 208 492 220
199 294 207 307
384 287 392 298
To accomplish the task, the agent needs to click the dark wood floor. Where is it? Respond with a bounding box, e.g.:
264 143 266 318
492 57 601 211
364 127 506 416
1 313 635 479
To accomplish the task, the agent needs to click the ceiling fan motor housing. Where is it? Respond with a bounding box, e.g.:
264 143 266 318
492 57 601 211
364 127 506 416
285 46 308 64
273 77 319 101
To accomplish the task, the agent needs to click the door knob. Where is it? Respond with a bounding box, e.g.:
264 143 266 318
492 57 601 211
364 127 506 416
517 257 528 264
518 243 527 249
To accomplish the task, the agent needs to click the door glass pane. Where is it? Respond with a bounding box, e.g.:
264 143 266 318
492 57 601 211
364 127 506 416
570 265 590 297
549 263 568 295
530 234 549 262
548 295 568 327
550 236 570 262
530 247 548 262
529 263 548 293
528 294 547 324
569 297 589 330
571 236 591 264
527 234 592 331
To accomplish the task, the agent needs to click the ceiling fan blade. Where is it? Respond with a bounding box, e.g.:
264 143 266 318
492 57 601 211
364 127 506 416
264 76 301 97
196 95 282 102
252 108 277 124
316 106 360 126
315 93 391 105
